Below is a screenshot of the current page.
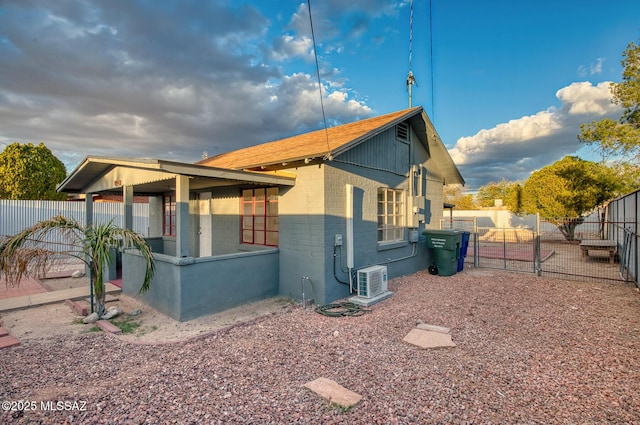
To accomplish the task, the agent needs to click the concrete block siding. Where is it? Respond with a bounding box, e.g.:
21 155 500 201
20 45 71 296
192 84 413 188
123 248 279 321
122 119 453 319
277 123 447 305
277 165 327 303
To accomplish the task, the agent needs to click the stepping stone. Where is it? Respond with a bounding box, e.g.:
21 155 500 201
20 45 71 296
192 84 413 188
304 377 362 408
416 323 450 334
403 328 456 349
0 335 21 350
95 320 122 335
0 327 8 337
65 299 88 316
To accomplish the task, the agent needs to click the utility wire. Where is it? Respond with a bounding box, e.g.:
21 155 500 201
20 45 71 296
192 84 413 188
429 0 435 121
307 0 332 158
406 0 416 108
409 0 413 71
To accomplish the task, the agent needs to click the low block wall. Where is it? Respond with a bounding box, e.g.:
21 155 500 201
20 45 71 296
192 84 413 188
123 248 279 321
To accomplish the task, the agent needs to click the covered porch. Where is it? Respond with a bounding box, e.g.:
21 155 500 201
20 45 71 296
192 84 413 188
58 156 295 320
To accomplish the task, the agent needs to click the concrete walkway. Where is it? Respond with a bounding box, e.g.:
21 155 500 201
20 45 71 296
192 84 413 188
0 283 121 312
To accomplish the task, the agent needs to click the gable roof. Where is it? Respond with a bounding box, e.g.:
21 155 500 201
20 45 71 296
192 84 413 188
199 107 422 168
199 106 464 185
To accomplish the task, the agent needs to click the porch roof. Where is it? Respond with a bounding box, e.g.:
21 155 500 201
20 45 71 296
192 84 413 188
58 156 296 195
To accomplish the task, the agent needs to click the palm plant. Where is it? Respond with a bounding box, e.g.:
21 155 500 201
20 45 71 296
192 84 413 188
0 215 154 317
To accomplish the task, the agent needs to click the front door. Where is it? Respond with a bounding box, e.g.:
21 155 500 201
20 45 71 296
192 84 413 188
198 192 213 257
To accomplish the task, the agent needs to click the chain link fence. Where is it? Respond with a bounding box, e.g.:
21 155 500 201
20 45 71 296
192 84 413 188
441 214 638 286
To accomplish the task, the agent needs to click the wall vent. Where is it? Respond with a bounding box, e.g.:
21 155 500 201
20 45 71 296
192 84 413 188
396 123 409 141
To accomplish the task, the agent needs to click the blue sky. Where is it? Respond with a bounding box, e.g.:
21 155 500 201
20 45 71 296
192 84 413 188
1 1 639 190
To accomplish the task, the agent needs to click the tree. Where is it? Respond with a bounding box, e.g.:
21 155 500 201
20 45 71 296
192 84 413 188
0 216 155 317
0 142 67 200
476 179 523 212
578 39 640 162
521 156 622 241
444 184 476 210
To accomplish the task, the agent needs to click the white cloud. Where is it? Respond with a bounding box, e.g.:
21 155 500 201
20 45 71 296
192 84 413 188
450 111 560 164
577 58 605 78
449 81 623 189
0 1 378 169
591 57 604 75
269 35 314 62
555 81 616 115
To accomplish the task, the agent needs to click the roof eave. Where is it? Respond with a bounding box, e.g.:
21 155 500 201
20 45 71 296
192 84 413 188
420 110 465 186
58 156 296 194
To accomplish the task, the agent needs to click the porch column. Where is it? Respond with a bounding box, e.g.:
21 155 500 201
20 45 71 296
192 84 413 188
85 193 93 227
176 175 190 257
122 185 134 230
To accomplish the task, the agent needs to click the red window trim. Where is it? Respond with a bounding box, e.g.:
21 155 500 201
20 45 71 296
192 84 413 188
240 188 278 246
163 195 176 237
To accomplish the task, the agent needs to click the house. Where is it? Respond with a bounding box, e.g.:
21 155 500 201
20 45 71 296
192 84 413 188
57 106 464 320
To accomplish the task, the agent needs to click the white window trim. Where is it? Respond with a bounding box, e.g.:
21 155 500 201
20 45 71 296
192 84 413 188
377 187 406 244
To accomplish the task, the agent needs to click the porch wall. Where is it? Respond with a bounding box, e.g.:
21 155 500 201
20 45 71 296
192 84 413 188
122 248 279 321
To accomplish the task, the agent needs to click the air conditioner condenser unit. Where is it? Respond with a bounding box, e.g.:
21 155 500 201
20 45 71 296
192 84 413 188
357 265 388 298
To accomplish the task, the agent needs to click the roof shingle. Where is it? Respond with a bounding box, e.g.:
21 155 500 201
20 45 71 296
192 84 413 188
198 107 422 169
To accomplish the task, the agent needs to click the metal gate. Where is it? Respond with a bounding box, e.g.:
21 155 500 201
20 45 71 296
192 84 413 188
441 217 538 274
474 226 537 273
538 217 635 284
442 216 637 285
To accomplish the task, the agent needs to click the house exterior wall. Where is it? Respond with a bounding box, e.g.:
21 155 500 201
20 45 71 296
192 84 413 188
423 156 445 229
277 165 327 303
121 118 453 318
153 187 282 258
123 248 279 321
148 196 163 237
210 187 242 255
276 123 446 305
324 125 436 298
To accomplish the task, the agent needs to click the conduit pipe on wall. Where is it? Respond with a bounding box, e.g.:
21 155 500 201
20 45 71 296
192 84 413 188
385 240 419 263
333 245 350 286
345 184 354 293
352 240 420 273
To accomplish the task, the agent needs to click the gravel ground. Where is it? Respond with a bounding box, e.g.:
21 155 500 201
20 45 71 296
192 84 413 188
1 268 640 424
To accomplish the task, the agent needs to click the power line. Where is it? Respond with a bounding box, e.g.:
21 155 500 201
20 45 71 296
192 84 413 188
429 0 435 121
307 0 331 158
406 0 416 108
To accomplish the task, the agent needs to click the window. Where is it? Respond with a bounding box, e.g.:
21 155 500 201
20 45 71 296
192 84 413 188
241 187 279 246
377 188 405 242
163 195 176 236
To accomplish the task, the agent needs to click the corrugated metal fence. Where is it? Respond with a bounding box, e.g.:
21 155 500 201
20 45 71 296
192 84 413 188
0 200 149 238
606 189 639 286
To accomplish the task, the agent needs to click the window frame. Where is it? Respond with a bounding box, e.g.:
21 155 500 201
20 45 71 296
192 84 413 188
163 195 176 237
377 187 406 244
240 187 279 246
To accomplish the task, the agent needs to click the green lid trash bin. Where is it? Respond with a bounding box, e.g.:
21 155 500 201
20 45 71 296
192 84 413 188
423 229 462 276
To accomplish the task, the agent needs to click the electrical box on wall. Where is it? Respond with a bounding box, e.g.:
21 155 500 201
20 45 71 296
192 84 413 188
407 196 425 228
334 234 343 246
